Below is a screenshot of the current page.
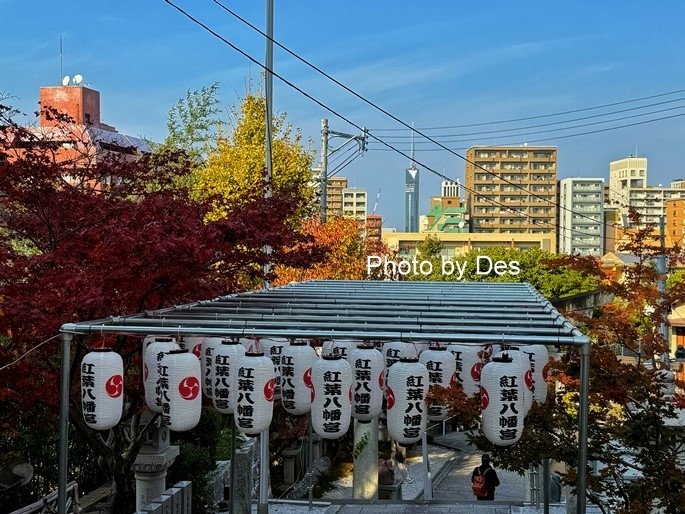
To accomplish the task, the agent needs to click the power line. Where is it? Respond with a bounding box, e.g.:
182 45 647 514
0 334 60 373
207 0 628 232
327 140 356 167
368 112 685 151
165 0 617 247
376 101 685 143
369 87 685 131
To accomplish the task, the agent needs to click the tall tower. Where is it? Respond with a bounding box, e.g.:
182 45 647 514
405 129 419 232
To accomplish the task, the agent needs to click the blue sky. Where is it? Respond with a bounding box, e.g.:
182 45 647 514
3 1 685 229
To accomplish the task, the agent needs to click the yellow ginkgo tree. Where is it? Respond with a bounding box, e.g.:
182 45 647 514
192 93 315 222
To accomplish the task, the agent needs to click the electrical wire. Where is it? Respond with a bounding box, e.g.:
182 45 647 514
169 0 618 247
0 334 60 373
329 149 362 177
327 141 357 168
166 0 617 247
369 88 685 131
375 102 685 144
207 0 630 233
369 111 685 151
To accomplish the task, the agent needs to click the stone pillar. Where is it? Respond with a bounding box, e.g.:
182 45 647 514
353 419 378 500
281 446 300 490
234 437 257 514
311 433 321 461
132 412 180 511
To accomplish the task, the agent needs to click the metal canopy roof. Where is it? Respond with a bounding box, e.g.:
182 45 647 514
58 280 593 513
61 280 589 345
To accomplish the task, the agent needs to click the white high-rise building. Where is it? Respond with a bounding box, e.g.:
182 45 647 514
609 157 685 227
558 178 604 256
608 156 648 205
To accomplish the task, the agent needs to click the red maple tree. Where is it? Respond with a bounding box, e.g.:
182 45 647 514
0 103 326 510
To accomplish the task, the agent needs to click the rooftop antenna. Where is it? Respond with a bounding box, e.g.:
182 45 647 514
409 122 416 168
59 35 63 83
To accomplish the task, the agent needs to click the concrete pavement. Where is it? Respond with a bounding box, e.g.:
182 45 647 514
252 429 605 513
431 430 527 503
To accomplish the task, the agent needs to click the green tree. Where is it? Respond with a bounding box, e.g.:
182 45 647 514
414 246 598 299
156 82 224 162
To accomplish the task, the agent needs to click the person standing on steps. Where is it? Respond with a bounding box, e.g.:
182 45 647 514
471 453 500 501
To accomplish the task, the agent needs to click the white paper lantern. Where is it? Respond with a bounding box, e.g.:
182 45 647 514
239 338 256 350
311 355 353 439
281 341 318 415
81 349 124 430
413 341 431 357
480 356 524 446
212 340 246 414
179 336 204 360
386 357 429 445
201 337 224 399
159 349 202 432
519 345 549 403
234 351 275 435
143 337 179 413
495 349 533 415
419 346 457 421
382 341 408 393
349 344 384 422
325 339 352 360
260 338 287 401
446 343 487 398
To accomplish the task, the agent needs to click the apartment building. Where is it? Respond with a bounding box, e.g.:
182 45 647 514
366 214 383 243
558 178 604 256
465 146 557 247
382 231 556 258
666 199 685 246
441 179 460 198
608 156 648 205
342 187 367 221
326 176 348 218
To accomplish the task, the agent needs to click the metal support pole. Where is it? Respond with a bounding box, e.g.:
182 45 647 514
230 417 236 514
58 332 72 514
308 418 314 510
259 429 270 514
542 458 550 514
577 341 591 514
320 119 329 221
422 430 432 500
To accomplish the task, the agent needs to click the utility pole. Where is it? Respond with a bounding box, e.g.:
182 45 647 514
319 119 368 222
259 2 274 513
320 119 329 221
657 215 670 363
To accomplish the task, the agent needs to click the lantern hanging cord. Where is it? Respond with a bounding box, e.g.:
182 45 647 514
0 334 60 373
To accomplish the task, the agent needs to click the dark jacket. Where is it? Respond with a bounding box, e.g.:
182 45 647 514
471 463 500 500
